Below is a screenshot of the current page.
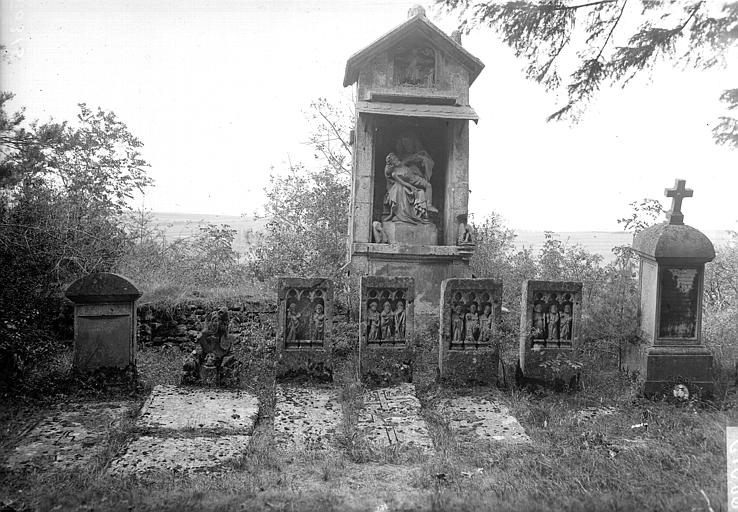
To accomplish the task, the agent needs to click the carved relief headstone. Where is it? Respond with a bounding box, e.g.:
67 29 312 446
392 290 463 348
439 279 502 386
519 280 583 387
360 276 414 385
276 277 334 381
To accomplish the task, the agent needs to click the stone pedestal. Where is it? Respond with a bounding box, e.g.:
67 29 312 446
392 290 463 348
65 273 141 371
622 180 716 398
438 279 502 386
382 221 437 245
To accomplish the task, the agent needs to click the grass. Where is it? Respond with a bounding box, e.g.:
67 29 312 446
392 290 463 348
0 338 736 511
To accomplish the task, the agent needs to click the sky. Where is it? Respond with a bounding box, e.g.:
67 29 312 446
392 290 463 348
1 0 736 232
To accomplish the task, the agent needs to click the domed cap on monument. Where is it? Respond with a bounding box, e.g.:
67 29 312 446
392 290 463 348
65 272 142 303
632 179 715 263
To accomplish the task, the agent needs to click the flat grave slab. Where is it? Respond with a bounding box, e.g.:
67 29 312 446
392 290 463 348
137 385 259 433
108 435 251 475
357 383 433 451
4 402 132 471
274 385 342 451
437 395 530 444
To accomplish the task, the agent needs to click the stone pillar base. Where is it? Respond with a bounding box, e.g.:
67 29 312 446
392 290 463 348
642 345 714 397
382 221 437 245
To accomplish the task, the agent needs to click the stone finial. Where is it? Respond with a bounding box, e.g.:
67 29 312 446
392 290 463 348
665 178 693 225
451 30 462 45
408 4 426 18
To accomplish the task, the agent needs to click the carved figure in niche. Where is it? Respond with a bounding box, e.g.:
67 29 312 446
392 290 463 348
479 303 494 342
394 47 435 87
547 302 560 341
559 303 573 341
457 215 474 245
367 301 380 341
310 303 325 341
286 302 302 342
182 308 240 387
451 303 464 342
380 301 395 340
465 303 480 341
382 133 437 225
532 299 547 340
372 221 388 243
394 301 406 339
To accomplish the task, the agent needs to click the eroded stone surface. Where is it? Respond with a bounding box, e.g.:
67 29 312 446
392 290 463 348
357 383 433 450
137 385 258 432
274 385 342 450
108 435 250 475
5 402 132 471
437 395 530 444
574 406 617 423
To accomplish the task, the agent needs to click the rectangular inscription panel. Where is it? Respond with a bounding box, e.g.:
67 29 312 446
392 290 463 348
658 267 699 339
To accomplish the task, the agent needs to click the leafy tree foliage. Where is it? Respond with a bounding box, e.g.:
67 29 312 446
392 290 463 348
248 98 352 281
437 0 738 144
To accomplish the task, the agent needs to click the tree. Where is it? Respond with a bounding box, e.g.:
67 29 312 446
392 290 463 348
437 0 738 145
247 98 352 281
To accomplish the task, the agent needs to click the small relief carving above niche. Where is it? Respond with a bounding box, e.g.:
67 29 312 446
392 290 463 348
365 288 407 345
449 290 498 349
284 287 326 348
393 46 435 87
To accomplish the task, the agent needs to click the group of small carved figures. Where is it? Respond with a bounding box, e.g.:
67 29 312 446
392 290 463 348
286 301 325 343
531 293 574 347
365 299 407 342
451 301 495 344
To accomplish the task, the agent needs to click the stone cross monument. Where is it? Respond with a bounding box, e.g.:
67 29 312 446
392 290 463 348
623 179 715 397
343 5 485 319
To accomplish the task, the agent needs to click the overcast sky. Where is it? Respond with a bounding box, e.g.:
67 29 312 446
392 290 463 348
1 0 736 231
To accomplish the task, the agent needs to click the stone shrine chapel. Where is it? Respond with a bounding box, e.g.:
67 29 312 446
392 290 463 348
344 5 484 316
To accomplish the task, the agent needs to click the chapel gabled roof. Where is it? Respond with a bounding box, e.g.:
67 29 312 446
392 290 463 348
343 11 485 88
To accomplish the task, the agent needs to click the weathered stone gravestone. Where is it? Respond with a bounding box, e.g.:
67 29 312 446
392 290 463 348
275 277 334 381
344 6 484 317
360 275 414 385
623 179 715 397
438 278 502 386
65 272 141 371
518 280 583 387
181 307 240 387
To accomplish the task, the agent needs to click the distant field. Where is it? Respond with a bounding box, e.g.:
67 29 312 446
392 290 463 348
148 212 733 263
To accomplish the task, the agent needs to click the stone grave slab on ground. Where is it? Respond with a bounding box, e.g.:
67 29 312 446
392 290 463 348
108 435 251 475
4 402 132 471
137 385 258 432
274 385 342 451
437 395 530 444
110 385 260 476
357 383 433 451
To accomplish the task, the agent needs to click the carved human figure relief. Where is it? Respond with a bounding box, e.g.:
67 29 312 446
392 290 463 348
372 221 388 243
367 301 380 341
532 299 547 340
479 303 494 342
310 303 325 341
546 302 560 341
464 303 480 342
559 303 573 341
380 301 395 340
286 302 301 342
451 303 464 342
394 301 406 339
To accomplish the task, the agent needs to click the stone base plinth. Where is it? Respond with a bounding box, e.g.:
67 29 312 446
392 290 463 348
382 221 437 245
439 348 498 386
641 346 714 397
276 348 332 382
